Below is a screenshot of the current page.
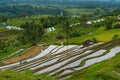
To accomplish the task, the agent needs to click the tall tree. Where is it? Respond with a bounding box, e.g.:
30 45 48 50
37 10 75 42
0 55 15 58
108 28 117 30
62 16 71 47
105 20 113 30
19 22 45 45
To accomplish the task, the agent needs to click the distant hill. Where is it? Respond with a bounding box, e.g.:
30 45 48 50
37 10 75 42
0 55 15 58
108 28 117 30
0 0 117 3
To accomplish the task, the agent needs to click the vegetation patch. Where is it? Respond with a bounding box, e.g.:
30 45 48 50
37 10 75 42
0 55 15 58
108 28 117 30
0 70 55 80
1 46 42 65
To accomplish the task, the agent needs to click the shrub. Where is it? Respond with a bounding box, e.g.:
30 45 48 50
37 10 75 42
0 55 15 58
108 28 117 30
105 20 113 30
69 28 85 38
93 23 101 28
92 38 98 43
112 34 119 40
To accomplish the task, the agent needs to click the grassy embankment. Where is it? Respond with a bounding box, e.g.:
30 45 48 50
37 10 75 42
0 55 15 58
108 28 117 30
0 70 55 80
69 27 120 44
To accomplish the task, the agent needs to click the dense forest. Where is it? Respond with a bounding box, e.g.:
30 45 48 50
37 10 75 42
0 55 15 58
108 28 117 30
0 0 120 16
0 0 120 17
0 1 120 18
0 5 67 18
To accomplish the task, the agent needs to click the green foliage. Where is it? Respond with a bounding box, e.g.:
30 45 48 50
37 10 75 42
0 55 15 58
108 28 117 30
0 29 23 58
69 28 85 38
69 27 120 44
0 5 67 18
93 23 101 27
0 40 8 53
105 20 113 30
61 16 73 45
92 37 97 43
41 16 60 28
0 40 21 54
19 21 45 45
0 70 55 80
0 15 8 22
112 34 119 40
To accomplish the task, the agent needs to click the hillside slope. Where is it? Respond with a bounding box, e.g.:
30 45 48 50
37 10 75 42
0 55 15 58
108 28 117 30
65 52 120 80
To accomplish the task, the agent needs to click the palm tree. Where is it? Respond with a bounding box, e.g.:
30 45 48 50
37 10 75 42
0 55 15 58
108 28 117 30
62 16 71 49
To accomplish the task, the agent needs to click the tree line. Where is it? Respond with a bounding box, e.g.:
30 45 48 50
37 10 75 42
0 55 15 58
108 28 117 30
0 5 67 18
19 21 45 45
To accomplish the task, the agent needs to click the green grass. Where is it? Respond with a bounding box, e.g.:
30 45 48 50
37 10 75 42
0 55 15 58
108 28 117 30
6 18 40 26
0 48 22 61
0 27 8 32
66 8 107 16
66 8 95 15
0 49 25 61
65 53 120 80
95 28 120 42
0 70 55 80
69 27 120 44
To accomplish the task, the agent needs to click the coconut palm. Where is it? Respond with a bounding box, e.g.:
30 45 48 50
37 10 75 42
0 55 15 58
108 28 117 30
62 16 71 48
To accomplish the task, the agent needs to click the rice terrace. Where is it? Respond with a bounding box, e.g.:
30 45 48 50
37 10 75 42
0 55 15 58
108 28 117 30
0 0 120 80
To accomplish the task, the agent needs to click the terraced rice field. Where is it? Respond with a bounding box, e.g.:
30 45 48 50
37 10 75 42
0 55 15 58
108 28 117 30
0 30 20 41
0 39 120 80
1 46 42 65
